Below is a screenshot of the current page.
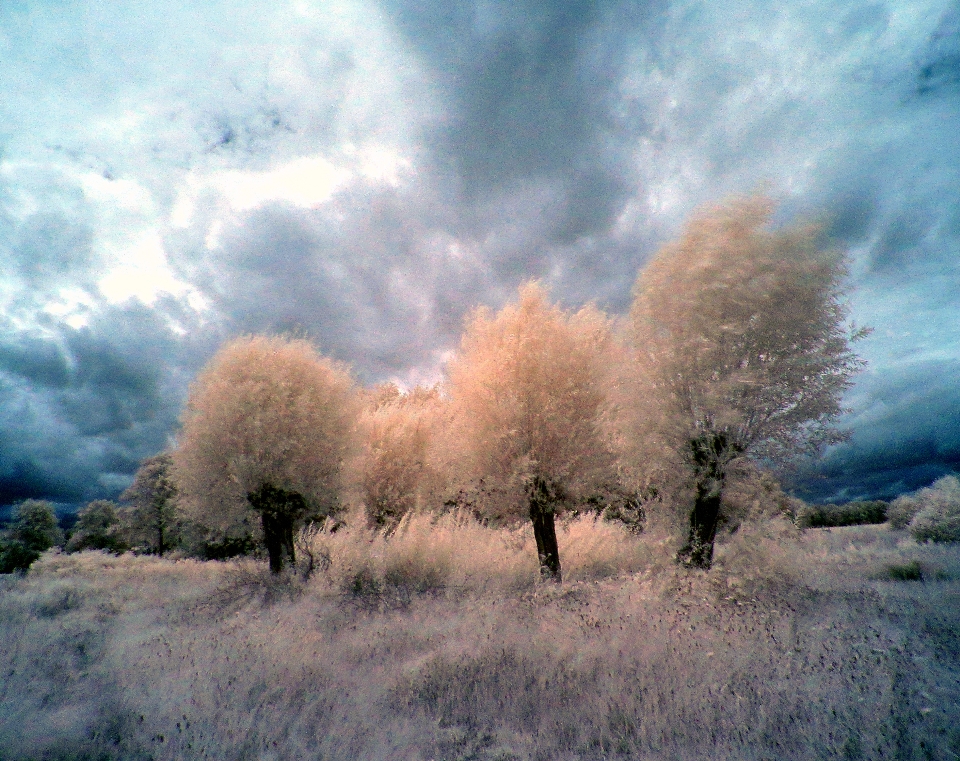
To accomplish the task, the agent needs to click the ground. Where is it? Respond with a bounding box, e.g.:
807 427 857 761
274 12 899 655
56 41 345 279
1 517 958 760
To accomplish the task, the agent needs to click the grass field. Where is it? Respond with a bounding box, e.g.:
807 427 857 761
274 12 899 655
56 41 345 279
1 514 959 760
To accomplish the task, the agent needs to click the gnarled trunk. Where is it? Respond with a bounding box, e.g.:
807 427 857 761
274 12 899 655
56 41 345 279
248 483 308 574
677 433 739 569
529 476 562 583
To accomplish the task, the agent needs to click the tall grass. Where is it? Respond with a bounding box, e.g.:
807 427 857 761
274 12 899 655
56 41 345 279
1 520 959 760
311 510 661 606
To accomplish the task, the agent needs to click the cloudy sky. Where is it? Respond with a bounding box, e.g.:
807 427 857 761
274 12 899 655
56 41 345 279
1 0 958 511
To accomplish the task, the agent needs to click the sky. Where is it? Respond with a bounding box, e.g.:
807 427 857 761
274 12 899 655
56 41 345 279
0 0 958 512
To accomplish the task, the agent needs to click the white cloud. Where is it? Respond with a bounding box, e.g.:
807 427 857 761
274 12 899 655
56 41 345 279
171 148 412 227
98 231 207 309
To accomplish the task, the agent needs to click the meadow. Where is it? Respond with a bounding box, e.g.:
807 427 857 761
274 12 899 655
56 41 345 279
1 512 959 761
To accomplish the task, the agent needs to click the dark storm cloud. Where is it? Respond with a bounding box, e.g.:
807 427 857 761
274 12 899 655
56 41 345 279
916 3 960 95
795 361 960 502
385 0 659 239
0 301 200 507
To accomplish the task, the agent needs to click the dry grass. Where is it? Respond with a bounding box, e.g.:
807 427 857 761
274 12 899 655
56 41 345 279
1 518 959 760
312 511 662 607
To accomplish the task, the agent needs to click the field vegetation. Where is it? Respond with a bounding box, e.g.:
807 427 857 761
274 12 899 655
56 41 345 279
2 516 959 760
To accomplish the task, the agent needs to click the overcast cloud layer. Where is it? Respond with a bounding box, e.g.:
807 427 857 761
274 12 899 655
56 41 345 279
1 0 958 510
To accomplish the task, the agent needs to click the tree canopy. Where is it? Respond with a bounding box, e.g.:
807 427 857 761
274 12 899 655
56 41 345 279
173 335 359 573
447 281 619 580
631 196 866 566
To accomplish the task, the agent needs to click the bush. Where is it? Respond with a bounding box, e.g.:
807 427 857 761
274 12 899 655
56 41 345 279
885 560 924 581
795 500 887 528
893 476 960 543
0 539 41 574
66 500 128 554
888 494 922 529
909 476 960 543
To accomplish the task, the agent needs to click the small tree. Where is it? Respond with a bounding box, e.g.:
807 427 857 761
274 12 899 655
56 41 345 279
359 384 445 529
447 282 618 582
0 499 63 573
66 500 127 553
120 453 179 555
173 335 358 574
631 197 866 568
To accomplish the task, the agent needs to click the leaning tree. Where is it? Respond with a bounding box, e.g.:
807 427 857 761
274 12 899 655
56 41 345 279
631 196 867 568
447 282 619 582
173 335 358 573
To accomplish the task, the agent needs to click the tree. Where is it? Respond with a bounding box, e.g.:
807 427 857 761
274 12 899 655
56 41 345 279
66 500 127 553
447 282 618 582
631 196 866 568
359 384 445 529
173 335 359 574
0 499 63 573
120 453 178 555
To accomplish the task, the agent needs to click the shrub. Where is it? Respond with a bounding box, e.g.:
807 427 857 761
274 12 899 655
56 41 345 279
909 475 960 543
66 500 128 554
795 500 887 528
885 560 924 581
0 539 40 574
888 494 922 529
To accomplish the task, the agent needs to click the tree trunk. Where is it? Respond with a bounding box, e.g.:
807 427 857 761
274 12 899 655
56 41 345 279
677 433 737 570
248 483 306 574
529 476 562 583
154 497 167 557
261 509 295 574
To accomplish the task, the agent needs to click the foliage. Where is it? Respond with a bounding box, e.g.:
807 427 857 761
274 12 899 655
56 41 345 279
0 540 42 575
358 383 446 529
888 493 923 529
8 499 63 553
630 196 866 567
907 475 960 543
446 282 620 581
65 500 128 554
307 509 654 609
795 500 888 529
119 452 179 555
884 560 924 581
0 500 63 574
173 335 360 573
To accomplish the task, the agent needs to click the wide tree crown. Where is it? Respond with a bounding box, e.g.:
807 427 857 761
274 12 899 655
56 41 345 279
174 335 358 530
631 196 866 461
447 281 618 516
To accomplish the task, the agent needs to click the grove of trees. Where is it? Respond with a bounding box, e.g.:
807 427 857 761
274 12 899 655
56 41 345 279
10 194 928 578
